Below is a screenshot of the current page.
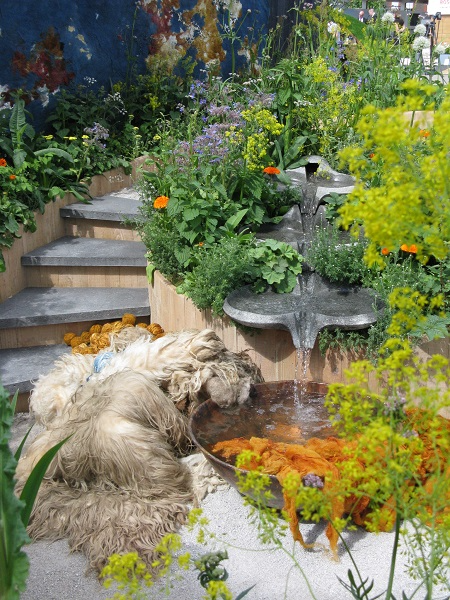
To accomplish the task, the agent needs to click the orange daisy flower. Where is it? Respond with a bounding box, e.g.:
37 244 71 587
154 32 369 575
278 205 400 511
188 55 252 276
153 195 169 209
0 158 7 167
381 247 390 256
408 244 417 254
400 244 408 252
369 153 375 159
9 174 16 180
263 166 281 175
419 129 430 138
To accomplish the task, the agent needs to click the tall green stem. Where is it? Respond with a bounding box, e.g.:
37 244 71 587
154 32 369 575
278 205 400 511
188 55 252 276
385 514 401 599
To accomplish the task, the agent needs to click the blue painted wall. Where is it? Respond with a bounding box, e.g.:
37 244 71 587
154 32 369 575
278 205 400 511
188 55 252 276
0 0 269 117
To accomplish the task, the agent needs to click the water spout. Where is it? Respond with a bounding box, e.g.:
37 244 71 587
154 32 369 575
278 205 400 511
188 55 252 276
223 156 383 350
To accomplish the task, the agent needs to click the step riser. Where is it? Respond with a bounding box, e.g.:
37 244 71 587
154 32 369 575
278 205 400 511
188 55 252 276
64 221 141 242
24 267 147 289
0 317 151 349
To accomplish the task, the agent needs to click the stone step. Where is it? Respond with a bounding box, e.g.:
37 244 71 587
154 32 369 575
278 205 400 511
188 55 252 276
0 287 150 330
60 192 143 222
0 344 70 396
21 236 147 268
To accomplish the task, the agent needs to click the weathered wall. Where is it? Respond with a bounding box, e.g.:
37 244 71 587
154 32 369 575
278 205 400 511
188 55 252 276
0 0 269 119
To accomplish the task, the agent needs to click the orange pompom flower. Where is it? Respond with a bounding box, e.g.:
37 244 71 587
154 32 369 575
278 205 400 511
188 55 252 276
0 158 7 167
153 195 169 209
381 247 390 256
9 174 16 180
263 166 281 175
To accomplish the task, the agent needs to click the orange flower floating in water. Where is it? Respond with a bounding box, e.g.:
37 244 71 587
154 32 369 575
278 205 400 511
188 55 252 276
381 247 390 255
263 166 280 175
9 174 16 180
419 129 430 138
0 158 7 167
401 244 417 254
153 195 169 209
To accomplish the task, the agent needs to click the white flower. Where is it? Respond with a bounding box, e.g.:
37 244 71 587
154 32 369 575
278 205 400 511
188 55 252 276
381 12 395 24
412 35 429 51
327 21 340 34
414 23 426 35
434 42 449 55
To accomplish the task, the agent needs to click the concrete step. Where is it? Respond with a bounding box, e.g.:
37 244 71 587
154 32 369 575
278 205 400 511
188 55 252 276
0 344 70 396
21 236 147 267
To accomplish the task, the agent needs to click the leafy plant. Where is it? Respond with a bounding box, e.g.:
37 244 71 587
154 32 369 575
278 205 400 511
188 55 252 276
249 238 303 293
0 383 69 599
178 235 256 316
307 223 369 285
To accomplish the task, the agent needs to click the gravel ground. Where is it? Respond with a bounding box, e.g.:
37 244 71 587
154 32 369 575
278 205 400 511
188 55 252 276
10 414 447 600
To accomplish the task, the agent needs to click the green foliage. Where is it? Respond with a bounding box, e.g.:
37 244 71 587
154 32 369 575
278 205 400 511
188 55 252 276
0 383 71 599
0 99 91 271
194 551 229 589
307 223 369 285
178 236 256 316
0 386 29 600
249 238 303 293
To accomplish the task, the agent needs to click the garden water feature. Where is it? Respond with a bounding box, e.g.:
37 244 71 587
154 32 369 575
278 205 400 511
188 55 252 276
223 156 383 398
189 380 334 509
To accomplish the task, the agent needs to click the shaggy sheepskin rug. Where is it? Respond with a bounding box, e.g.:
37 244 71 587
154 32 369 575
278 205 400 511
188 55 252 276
16 328 263 571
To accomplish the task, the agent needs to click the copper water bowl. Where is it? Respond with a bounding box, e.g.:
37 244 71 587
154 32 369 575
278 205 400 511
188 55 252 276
188 380 333 509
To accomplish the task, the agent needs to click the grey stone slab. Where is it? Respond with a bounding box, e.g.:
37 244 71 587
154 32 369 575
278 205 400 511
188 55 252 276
60 194 143 222
224 272 383 350
0 287 150 329
0 344 70 394
21 236 147 267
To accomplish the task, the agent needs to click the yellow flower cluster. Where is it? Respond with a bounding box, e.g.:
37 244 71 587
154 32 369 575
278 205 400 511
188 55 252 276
339 80 450 267
303 56 337 84
241 106 283 136
100 551 153 595
243 132 268 170
63 314 165 354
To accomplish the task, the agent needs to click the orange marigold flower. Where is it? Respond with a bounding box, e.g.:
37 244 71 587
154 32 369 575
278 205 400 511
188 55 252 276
0 158 7 167
153 195 169 209
9 174 16 180
409 244 417 254
381 247 390 256
369 153 375 159
400 243 409 252
419 129 430 138
198 242 204 247
263 166 280 175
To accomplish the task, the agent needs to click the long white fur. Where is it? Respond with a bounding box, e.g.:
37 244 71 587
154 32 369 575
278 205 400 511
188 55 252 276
20 328 263 571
